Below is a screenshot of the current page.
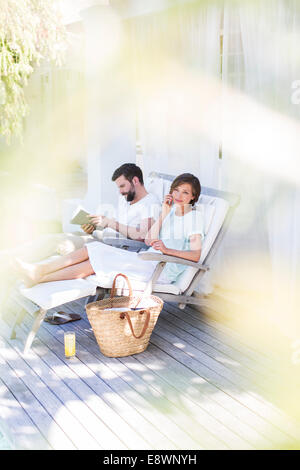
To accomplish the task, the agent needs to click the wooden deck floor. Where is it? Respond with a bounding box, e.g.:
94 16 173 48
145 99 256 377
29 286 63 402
0 295 300 450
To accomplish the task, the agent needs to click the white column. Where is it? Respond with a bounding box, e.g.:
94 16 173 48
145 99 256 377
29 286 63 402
80 3 136 213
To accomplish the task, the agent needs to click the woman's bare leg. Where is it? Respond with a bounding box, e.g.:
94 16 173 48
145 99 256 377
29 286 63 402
38 260 95 283
42 247 90 273
14 247 90 286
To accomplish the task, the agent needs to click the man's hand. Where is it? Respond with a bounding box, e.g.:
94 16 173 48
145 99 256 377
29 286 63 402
81 224 94 234
89 215 109 229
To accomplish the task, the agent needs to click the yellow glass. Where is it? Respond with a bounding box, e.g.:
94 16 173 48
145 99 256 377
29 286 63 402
64 331 76 358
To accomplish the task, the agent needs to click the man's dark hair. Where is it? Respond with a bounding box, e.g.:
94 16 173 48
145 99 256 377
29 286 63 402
112 163 144 185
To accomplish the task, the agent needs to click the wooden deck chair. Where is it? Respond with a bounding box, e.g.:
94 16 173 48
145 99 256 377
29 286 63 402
10 171 239 353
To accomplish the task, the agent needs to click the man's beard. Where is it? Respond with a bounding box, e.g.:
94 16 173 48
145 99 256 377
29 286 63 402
124 183 135 202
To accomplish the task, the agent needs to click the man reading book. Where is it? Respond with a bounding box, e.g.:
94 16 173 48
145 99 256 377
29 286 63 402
79 163 160 243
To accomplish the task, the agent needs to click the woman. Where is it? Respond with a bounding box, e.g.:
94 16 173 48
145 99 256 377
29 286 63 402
15 173 204 287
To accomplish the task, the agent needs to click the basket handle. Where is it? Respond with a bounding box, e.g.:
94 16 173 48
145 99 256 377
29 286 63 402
121 310 150 339
110 273 133 298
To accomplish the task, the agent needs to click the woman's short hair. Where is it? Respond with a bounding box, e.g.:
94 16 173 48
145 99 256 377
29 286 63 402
170 173 201 206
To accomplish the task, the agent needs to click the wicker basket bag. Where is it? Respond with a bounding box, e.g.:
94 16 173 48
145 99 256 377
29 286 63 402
86 273 164 357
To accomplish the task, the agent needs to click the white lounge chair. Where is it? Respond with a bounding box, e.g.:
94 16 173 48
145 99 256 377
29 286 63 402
9 172 240 353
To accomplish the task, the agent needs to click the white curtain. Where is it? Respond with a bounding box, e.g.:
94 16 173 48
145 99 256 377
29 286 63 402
128 2 222 188
127 1 300 321
219 0 300 337
127 2 222 294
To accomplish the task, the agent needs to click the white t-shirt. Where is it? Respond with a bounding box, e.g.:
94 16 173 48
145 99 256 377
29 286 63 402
148 206 204 282
117 192 161 227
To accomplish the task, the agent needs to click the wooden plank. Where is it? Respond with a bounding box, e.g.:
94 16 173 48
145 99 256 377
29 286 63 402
21 337 153 450
11 339 129 451
155 318 276 399
58 300 233 450
132 345 277 449
145 338 286 449
158 312 300 417
63 299 300 441
36 320 206 450
158 312 275 388
165 302 278 370
154 320 300 439
65 328 231 450
3 294 299 450
42 306 234 447
71 343 223 450
65 299 300 445
194 295 285 361
48 310 277 449
74 296 280 372
150 332 300 445
20 314 178 450
16 318 152 450
0 336 102 450
0 320 75 450
160 306 278 381
116 354 254 450
175 302 280 369
0 376 51 450
163 305 300 411
164 304 300 438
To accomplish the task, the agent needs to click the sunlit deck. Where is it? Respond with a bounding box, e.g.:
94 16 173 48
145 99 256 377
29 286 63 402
0 295 300 450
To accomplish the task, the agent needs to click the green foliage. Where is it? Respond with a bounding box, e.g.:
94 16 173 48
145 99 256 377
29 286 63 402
0 0 67 142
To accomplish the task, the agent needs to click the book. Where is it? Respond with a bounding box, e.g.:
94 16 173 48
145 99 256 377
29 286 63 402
70 208 95 226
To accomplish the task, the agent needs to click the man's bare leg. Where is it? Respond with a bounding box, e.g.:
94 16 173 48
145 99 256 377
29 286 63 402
1 231 95 265
38 260 95 283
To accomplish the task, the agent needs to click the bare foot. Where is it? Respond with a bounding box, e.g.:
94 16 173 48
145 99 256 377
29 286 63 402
13 258 45 287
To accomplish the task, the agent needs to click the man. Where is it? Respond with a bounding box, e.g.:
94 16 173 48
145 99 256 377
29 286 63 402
3 163 160 262
81 163 160 243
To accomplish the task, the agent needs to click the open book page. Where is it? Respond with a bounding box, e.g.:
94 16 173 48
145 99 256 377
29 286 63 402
70 207 93 226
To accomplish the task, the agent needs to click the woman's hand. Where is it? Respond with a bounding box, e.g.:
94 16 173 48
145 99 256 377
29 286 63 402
145 237 154 247
161 194 173 216
150 239 169 255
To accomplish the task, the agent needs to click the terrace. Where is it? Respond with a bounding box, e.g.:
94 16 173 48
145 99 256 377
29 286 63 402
0 0 299 451
1 294 299 450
